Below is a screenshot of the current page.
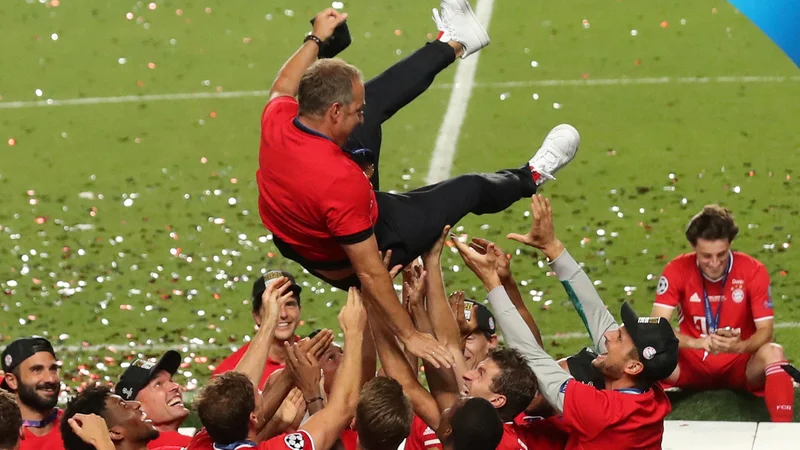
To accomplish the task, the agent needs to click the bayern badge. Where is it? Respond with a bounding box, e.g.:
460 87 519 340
642 346 657 360
732 288 745 303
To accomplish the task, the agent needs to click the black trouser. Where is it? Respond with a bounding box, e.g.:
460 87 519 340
309 42 538 289
344 40 456 191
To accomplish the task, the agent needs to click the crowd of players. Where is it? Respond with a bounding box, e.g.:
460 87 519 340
1 197 795 450
1 1 797 449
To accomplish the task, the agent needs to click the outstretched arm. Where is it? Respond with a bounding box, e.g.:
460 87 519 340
508 195 619 354
269 9 347 101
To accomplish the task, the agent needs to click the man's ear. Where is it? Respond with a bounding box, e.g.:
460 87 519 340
108 425 125 443
489 393 507 410
623 359 644 377
252 311 262 328
4 372 19 391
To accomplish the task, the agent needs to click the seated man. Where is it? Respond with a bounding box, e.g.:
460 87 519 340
257 4 579 369
455 195 680 449
114 351 191 449
651 205 795 422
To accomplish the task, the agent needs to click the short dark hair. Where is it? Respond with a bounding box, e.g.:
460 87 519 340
355 377 413 450
685 205 739 245
62 385 112 450
487 348 538 422
451 398 503 450
0 390 22 450
194 371 254 445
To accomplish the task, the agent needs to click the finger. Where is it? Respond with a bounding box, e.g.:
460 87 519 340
470 304 479 321
436 344 455 368
441 225 452 239
468 242 488 255
424 353 442 369
68 418 84 434
506 233 527 244
275 278 293 296
419 270 427 286
389 264 403 279
382 249 393 268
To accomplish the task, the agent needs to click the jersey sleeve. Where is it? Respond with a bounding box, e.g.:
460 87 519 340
259 431 315 450
748 262 774 322
654 259 684 310
560 379 618 439
321 174 375 243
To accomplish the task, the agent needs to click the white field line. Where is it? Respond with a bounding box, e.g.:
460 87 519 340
53 321 800 353
425 0 497 184
1 75 798 111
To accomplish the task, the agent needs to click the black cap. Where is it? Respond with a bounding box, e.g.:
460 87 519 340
252 270 302 313
115 350 181 401
464 300 496 335
620 302 679 383
1 337 56 390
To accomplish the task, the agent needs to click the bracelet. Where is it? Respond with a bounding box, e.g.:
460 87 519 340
305 396 324 405
304 34 324 48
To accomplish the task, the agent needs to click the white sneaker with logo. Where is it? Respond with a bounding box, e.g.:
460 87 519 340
528 124 581 186
432 0 490 59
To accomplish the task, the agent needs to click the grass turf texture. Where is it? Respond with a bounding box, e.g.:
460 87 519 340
1 0 798 421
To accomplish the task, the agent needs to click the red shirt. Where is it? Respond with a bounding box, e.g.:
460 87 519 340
513 417 569 450
212 342 287 390
654 252 773 340
149 430 194 449
257 96 379 268
184 429 314 450
339 428 358 450
403 415 442 450
561 380 671 449
21 409 64 450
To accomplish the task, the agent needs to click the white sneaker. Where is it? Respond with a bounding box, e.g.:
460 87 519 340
528 124 581 186
432 0 490 59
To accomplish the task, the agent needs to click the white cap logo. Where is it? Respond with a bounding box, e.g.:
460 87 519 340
642 346 657 360
122 387 134 399
4 355 11 367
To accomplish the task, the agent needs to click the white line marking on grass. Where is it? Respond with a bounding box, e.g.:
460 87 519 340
53 321 800 353
425 0 497 184
1 76 797 111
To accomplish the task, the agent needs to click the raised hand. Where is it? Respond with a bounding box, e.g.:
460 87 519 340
470 237 512 280
448 291 478 337
380 249 404 279
67 414 114 449
338 287 367 335
450 234 502 291
506 195 558 249
423 225 452 264
311 8 348 41
261 277 294 326
298 329 334 361
285 342 323 399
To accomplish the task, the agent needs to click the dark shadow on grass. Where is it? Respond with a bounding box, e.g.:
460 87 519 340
667 389 800 422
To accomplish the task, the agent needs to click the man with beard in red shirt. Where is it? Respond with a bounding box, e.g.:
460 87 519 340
1 337 63 450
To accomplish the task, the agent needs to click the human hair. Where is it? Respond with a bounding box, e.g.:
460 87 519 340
0 390 22 450
487 348 537 421
194 371 254 445
297 58 364 117
685 205 739 245
61 385 112 450
451 398 503 450
355 377 413 450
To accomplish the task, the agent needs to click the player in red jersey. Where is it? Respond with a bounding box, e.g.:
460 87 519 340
1 337 64 450
61 385 159 450
455 195 680 450
651 205 795 422
114 351 192 449
258 4 579 370
188 288 366 450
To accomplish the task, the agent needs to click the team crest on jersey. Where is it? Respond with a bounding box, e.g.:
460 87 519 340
657 276 669 295
284 433 305 450
732 288 745 303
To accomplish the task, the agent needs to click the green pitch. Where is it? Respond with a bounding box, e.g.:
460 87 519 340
1 0 798 420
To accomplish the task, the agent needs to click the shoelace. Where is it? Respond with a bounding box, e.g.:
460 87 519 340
531 150 559 181
431 8 456 40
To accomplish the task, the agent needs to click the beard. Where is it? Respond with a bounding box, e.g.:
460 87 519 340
17 380 59 411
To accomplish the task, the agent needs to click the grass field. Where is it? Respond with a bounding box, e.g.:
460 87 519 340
1 0 798 421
